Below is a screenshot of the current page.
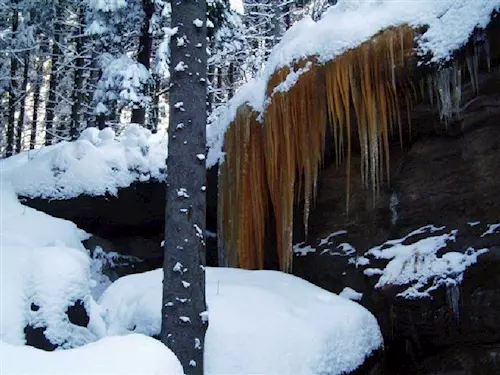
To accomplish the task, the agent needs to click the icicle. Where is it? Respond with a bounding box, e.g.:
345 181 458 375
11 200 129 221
427 75 434 107
466 54 477 94
484 35 491 72
446 283 460 323
437 68 453 126
473 43 480 94
451 61 462 119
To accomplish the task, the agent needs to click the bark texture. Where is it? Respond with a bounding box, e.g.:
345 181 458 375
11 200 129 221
160 2 208 374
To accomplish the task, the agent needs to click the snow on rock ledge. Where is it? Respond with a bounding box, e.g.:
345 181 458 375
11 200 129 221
207 0 500 168
0 125 167 200
363 225 489 299
0 334 184 375
99 268 383 375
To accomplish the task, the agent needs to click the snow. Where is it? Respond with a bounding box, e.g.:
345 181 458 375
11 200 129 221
0 182 106 348
206 0 500 167
0 180 183 374
293 242 316 256
481 223 500 237
0 334 183 375
193 18 204 28
87 0 127 12
363 226 489 299
0 125 167 199
99 267 383 375
339 287 363 302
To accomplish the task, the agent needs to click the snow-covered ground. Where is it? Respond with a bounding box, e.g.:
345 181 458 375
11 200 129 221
207 0 500 167
0 176 382 374
0 125 167 199
1 335 183 375
100 267 382 375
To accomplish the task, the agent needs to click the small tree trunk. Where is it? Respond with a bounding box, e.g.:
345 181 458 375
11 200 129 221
45 3 62 146
147 75 160 133
30 53 44 150
131 0 154 125
15 53 30 153
6 2 19 157
160 1 208 374
227 63 235 99
70 7 85 140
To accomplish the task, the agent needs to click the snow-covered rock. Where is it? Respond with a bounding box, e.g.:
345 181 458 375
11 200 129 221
0 334 184 375
0 182 106 349
207 0 500 167
99 267 383 375
0 125 167 200
364 226 489 299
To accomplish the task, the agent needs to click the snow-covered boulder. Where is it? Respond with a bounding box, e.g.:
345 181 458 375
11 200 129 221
0 182 106 350
99 267 383 375
0 334 184 375
1 125 167 200
0 126 169 276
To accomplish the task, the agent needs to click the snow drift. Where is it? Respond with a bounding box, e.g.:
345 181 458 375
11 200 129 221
99 267 383 375
1 124 167 199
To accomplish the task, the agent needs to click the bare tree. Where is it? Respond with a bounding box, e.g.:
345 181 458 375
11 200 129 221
160 1 208 375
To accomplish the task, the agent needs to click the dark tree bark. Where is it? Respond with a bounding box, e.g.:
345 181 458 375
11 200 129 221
70 7 85 140
131 0 154 125
45 2 62 146
30 50 43 150
160 1 208 374
15 53 30 154
6 1 19 157
147 75 160 133
227 63 234 99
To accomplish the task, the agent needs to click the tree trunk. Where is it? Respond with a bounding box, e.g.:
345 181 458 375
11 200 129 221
160 1 208 374
45 2 62 146
30 52 44 150
70 7 85 140
6 1 19 157
227 63 234 99
15 53 30 153
147 75 160 133
131 0 154 125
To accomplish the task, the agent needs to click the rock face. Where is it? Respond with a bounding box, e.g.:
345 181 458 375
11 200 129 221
19 181 165 238
293 69 500 374
20 181 166 277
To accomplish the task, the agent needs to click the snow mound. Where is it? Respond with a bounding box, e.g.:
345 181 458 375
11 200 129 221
0 182 106 347
1 124 167 199
207 0 500 167
99 267 383 375
0 334 184 375
364 226 489 299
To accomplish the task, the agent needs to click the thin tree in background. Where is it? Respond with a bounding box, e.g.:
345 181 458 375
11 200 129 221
6 0 19 157
44 1 62 146
160 1 208 374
